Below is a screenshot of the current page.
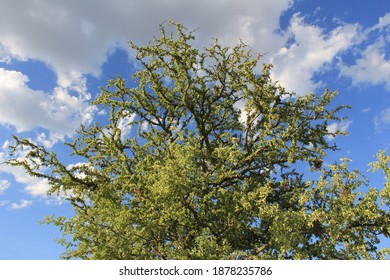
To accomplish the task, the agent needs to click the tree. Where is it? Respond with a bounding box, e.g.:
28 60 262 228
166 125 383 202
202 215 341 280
7 21 390 260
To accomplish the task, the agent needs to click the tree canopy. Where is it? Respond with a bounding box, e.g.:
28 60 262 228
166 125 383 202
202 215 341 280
7 21 390 260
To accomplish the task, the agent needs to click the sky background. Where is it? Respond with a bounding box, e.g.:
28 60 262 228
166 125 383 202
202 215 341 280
0 0 390 259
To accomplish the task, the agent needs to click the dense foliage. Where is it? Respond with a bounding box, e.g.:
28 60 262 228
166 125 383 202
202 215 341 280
8 21 390 259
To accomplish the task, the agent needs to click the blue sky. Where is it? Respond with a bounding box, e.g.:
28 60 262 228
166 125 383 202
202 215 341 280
0 0 390 259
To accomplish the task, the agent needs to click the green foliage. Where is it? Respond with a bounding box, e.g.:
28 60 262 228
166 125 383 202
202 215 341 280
7 21 390 259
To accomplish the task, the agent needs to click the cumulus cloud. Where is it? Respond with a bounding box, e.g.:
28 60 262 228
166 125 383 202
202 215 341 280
0 68 94 140
10 199 32 209
270 14 361 95
338 12 390 91
339 39 390 90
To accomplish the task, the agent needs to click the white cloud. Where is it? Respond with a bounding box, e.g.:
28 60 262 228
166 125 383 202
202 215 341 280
374 107 390 133
270 14 361 95
10 199 32 209
0 149 51 197
66 162 93 180
339 39 390 90
0 179 10 195
35 132 59 149
338 13 390 90
371 12 390 31
0 0 292 80
117 112 136 140
0 68 94 141
326 120 352 140
2 165 50 197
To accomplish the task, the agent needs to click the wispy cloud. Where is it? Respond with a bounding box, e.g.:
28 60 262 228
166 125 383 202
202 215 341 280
371 12 390 32
326 120 352 140
10 199 32 209
362 107 371 113
339 39 390 90
270 14 361 95
0 200 9 207
0 179 10 195
374 107 390 133
338 12 390 90
0 147 51 197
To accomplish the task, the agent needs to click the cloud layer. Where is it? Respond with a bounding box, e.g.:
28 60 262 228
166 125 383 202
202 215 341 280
0 0 292 79
374 107 390 133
